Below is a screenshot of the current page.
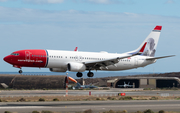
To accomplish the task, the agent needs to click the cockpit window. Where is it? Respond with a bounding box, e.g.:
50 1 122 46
11 53 19 56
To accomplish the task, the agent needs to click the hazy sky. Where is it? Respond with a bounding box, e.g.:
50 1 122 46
0 0 179 73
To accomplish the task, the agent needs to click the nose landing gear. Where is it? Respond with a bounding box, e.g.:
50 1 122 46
19 70 23 74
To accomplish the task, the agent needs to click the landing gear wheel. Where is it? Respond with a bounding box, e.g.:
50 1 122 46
76 72 83 77
19 70 22 74
87 72 94 77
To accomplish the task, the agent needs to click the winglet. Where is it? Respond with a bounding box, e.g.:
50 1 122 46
74 47 78 51
154 25 162 31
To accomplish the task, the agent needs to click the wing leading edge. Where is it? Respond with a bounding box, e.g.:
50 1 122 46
84 42 147 70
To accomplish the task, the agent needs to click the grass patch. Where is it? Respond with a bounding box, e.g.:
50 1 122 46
32 111 40 113
119 96 133 100
176 97 180 100
144 109 154 113
39 98 45 101
149 96 158 100
18 98 26 102
4 111 11 113
53 98 59 101
158 110 165 113
41 111 53 113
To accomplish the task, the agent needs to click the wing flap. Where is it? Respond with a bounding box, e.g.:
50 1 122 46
85 54 136 70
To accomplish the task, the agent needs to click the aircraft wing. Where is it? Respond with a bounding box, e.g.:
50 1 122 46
84 42 147 70
84 54 134 70
146 55 175 60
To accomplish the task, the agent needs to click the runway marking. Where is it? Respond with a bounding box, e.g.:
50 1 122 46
0 104 180 109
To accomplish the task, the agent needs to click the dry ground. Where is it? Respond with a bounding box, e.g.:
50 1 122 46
0 95 180 102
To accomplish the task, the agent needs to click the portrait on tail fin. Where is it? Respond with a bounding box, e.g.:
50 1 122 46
143 38 156 57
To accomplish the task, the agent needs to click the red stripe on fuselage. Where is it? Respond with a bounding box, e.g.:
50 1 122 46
5 49 47 68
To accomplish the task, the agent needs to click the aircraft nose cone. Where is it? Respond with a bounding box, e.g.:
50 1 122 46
3 55 11 64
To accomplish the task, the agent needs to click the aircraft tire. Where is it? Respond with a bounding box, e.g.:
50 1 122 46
19 70 22 74
76 72 83 77
87 72 94 77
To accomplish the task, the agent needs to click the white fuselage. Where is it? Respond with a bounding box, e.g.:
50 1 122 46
46 50 155 71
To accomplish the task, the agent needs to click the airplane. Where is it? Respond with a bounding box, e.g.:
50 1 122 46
118 82 134 88
3 25 175 77
73 82 98 89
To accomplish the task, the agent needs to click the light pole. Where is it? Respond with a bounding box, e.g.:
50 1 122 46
66 73 68 96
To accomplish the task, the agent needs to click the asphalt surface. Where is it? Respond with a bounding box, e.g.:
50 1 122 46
0 100 180 113
1 89 180 97
1 89 180 113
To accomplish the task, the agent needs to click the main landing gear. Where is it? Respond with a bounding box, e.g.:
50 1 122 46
76 71 94 78
19 70 23 74
76 72 83 77
87 71 94 77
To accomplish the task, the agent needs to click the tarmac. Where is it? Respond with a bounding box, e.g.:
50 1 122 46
1 88 180 113
1 88 180 97
0 100 180 113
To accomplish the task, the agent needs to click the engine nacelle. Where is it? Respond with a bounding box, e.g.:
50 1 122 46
49 68 67 72
67 62 86 72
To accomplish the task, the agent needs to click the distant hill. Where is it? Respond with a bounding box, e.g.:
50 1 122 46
80 72 180 86
1 72 180 89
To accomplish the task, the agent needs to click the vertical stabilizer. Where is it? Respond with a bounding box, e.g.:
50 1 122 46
129 26 162 57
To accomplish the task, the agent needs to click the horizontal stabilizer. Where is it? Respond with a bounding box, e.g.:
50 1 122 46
146 55 175 60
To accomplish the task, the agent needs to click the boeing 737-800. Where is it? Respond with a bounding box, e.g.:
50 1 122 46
3 26 174 77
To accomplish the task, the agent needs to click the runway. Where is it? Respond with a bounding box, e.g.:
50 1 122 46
1 89 180 112
0 100 180 113
1 89 180 97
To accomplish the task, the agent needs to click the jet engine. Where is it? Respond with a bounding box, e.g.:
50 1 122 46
49 68 67 72
67 62 86 72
